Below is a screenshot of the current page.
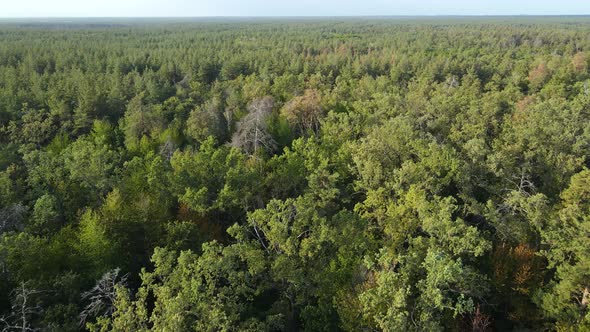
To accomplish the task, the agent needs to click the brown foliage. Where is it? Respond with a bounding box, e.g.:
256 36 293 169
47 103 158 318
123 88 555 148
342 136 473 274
280 89 324 135
572 52 588 74
528 62 549 90
176 202 226 242
492 243 543 296
465 305 493 332
491 243 546 323
512 96 536 122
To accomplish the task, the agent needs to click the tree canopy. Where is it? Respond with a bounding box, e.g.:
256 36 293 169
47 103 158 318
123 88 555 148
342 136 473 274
1 17 590 331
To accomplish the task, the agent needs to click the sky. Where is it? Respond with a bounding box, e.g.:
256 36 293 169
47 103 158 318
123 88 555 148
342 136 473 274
1 0 589 17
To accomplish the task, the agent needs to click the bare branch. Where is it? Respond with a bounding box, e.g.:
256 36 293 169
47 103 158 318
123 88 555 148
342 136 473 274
79 268 128 327
0 282 43 332
231 96 277 155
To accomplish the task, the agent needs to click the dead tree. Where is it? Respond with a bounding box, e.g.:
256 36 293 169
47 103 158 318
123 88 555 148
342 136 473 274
79 268 128 327
470 305 492 332
231 96 277 155
0 282 43 332
0 204 26 235
446 75 459 89
160 136 177 161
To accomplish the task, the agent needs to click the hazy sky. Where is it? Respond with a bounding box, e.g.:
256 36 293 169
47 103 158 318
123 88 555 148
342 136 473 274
2 0 589 17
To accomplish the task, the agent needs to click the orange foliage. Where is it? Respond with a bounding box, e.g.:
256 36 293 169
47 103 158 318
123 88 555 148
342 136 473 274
281 89 323 134
572 52 588 73
176 202 194 221
176 202 227 242
492 243 543 296
528 62 549 90
512 96 536 122
491 243 545 323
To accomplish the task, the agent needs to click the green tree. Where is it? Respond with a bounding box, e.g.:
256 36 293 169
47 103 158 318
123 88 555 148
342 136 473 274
537 169 590 330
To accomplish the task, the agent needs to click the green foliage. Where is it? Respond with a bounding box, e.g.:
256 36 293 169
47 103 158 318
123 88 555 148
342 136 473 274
29 193 61 236
536 169 590 330
96 245 282 331
1 17 590 331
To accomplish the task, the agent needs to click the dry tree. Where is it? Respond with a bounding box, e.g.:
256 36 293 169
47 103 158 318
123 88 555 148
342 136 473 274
0 282 43 332
79 268 128 327
231 96 277 155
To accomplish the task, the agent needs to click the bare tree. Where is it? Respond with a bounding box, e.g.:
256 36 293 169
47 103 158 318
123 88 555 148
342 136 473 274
160 136 177 161
497 170 538 217
446 75 459 89
515 172 536 198
0 282 43 332
79 268 128 327
469 305 492 332
0 203 26 235
231 96 277 155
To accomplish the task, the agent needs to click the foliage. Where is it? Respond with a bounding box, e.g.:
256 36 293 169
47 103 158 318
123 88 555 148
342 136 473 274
0 17 590 331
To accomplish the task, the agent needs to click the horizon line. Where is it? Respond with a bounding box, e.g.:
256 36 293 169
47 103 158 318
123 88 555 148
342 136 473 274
2 14 590 19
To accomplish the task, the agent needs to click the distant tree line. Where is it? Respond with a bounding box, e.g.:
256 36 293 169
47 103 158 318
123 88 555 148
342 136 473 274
0 18 590 331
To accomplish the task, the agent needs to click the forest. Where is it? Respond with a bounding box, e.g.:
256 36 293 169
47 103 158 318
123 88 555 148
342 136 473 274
1 17 590 331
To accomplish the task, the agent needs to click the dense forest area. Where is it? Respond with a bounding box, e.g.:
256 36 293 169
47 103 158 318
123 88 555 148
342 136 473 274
1 17 590 331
